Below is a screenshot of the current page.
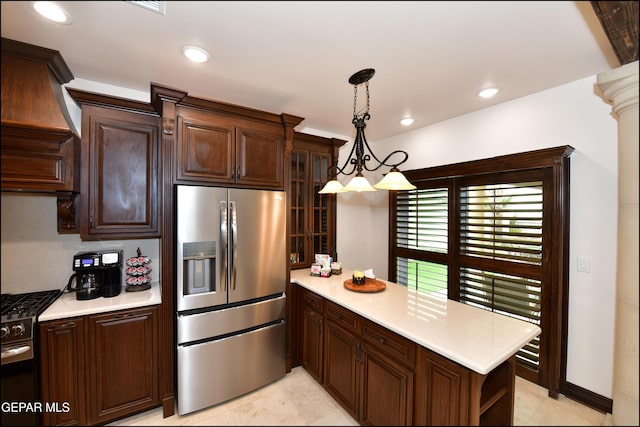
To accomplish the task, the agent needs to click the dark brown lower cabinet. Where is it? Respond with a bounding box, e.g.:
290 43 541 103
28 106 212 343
324 320 359 417
87 307 159 424
323 301 415 426
415 346 516 426
300 289 325 382
415 346 470 425
39 306 160 426
294 284 517 426
360 341 414 426
40 317 86 426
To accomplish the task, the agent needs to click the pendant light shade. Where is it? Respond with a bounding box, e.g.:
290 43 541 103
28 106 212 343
373 170 417 190
318 179 346 194
344 175 377 192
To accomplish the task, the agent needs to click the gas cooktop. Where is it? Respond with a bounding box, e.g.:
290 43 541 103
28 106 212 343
1 289 62 321
1 289 61 345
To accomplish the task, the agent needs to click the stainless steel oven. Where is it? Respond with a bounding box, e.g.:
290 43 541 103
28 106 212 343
1 290 61 426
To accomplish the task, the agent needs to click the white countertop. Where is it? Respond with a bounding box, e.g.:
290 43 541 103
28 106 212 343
291 269 541 375
39 282 162 322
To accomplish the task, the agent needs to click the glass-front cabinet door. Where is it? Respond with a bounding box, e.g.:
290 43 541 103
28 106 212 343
290 150 308 266
312 154 330 258
289 132 346 269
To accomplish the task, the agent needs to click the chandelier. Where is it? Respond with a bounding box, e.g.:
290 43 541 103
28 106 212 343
319 68 416 194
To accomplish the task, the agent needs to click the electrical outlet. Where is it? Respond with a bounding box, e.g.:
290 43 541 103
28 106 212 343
577 257 591 273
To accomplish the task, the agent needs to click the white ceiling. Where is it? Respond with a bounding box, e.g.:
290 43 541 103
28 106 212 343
1 1 619 141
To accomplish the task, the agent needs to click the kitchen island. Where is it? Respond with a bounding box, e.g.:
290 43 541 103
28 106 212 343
290 268 541 426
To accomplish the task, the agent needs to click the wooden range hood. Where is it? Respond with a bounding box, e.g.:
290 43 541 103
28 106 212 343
1 37 80 232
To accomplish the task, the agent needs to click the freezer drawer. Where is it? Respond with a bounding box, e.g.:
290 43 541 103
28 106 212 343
177 320 286 415
177 293 286 344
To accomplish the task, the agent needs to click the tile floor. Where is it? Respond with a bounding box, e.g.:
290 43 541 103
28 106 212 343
108 367 610 426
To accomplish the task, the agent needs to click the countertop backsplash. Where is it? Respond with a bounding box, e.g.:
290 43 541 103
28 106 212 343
1 193 160 294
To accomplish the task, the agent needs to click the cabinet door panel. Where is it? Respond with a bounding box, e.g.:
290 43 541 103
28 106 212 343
420 347 470 426
289 133 341 269
87 307 159 424
301 307 323 382
96 124 153 225
236 128 283 188
178 117 234 182
82 107 160 239
290 150 309 266
324 321 358 418
40 318 86 426
311 153 331 256
360 343 414 426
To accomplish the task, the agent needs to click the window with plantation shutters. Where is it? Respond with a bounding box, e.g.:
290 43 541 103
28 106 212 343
395 187 449 295
458 181 543 370
396 188 448 253
389 146 573 398
460 182 543 265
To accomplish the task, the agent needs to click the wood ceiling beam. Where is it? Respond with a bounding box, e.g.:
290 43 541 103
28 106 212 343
591 1 639 65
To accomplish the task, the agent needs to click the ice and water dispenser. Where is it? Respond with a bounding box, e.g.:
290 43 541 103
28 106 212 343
183 241 216 295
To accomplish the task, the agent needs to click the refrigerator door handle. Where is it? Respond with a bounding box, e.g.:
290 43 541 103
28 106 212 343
220 201 228 292
230 201 238 291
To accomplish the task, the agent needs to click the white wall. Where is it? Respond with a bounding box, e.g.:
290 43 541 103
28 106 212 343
336 76 618 399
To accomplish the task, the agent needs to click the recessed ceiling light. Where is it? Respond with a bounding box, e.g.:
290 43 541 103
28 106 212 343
400 117 414 126
478 87 500 99
182 45 210 63
33 1 72 24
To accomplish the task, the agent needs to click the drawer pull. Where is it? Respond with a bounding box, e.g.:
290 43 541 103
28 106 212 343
379 337 386 344
51 322 76 329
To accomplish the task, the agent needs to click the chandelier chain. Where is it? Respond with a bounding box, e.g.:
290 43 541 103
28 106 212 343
352 81 371 119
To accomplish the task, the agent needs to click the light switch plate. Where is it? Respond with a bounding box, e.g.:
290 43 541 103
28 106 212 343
577 257 591 273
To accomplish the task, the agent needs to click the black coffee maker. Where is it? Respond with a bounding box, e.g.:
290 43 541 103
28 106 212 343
67 249 123 300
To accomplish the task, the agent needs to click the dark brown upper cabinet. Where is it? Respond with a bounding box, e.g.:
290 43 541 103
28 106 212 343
67 89 161 240
174 102 303 190
289 132 346 268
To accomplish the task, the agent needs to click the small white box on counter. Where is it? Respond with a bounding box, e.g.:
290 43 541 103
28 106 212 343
314 254 332 268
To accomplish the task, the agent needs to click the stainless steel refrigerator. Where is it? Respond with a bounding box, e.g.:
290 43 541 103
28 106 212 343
175 185 287 415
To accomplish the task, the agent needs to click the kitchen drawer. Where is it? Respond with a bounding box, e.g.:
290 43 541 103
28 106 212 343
325 300 361 334
361 318 416 367
301 288 325 313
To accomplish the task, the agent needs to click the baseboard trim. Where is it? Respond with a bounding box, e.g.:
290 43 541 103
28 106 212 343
565 381 612 414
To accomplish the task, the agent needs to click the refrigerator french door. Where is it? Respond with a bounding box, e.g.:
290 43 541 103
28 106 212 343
175 185 287 415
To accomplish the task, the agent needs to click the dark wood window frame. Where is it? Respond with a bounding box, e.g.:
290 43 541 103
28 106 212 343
389 146 574 398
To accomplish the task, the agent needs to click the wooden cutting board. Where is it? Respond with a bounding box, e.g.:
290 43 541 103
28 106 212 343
344 278 386 293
